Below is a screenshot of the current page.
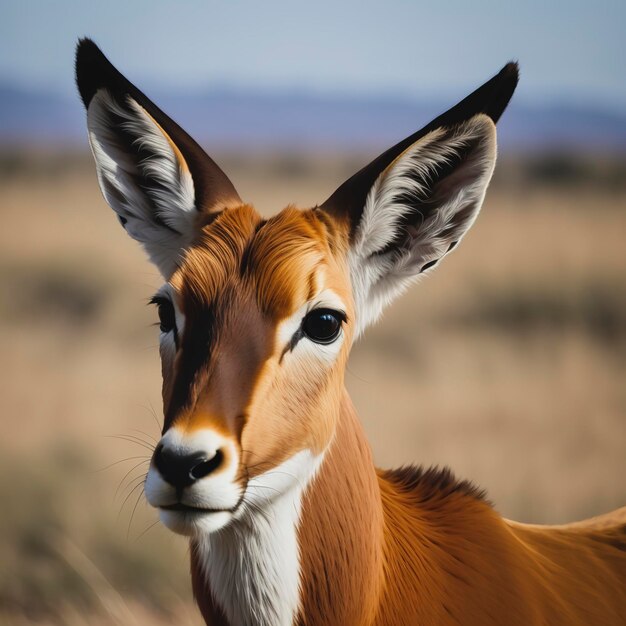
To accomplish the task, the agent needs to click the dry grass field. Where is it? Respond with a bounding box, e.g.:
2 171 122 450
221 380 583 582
0 151 625 624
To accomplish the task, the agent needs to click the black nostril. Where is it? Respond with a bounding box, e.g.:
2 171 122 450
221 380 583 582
153 445 224 489
190 449 224 480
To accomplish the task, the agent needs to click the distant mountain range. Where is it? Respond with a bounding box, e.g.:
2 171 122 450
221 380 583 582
1 83 625 153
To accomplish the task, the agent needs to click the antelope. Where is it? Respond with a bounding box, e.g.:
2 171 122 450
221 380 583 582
76 38 626 626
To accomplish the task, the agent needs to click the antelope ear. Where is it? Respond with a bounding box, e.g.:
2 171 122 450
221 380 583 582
319 63 519 334
75 38 241 278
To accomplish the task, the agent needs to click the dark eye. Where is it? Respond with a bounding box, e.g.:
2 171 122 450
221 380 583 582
302 308 344 344
151 297 176 334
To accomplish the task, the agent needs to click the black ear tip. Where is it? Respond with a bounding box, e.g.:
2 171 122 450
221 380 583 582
76 36 99 55
480 60 520 124
75 37 115 108
497 61 520 98
501 61 520 81
75 38 104 77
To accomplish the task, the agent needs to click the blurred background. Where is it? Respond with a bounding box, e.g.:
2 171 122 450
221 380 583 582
1 1 625 624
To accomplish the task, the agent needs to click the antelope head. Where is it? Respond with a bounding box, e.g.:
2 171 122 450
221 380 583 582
76 39 518 538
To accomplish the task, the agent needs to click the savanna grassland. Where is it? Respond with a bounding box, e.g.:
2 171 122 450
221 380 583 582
0 150 625 624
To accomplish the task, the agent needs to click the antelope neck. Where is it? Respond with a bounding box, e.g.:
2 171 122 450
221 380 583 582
296 392 385 625
190 391 387 626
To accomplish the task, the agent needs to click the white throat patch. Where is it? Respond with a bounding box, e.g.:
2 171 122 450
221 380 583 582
195 449 323 626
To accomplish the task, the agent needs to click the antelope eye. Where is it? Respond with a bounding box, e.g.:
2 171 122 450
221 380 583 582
302 308 344 344
151 297 176 334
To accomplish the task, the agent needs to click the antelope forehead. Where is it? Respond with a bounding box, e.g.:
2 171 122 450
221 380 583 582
244 208 333 315
252 246 326 316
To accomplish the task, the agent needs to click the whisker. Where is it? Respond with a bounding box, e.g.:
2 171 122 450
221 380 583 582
106 434 154 453
127 487 146 539
130 428 158 444
115 460 151 502
255 469 306 491
242 457 277 472
346 363 370 384
92 455 149 474
242 492 277 523
117 476 147 520
240 448 266 460
135 518 160 542
245 483 283 496
120 432 155 447
147 399 162 433
241 497 266 518
117 474 147 509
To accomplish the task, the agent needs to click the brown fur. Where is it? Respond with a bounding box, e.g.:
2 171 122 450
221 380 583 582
162 205 626 626
295 393 626 626
297 395 385 626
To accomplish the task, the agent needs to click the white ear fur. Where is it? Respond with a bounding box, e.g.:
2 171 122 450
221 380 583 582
350 114 497 334
87 90 198 278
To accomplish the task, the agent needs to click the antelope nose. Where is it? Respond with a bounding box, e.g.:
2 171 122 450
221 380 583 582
153 444 224 489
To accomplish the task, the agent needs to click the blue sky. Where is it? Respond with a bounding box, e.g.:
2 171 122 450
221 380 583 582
1 1 625 110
